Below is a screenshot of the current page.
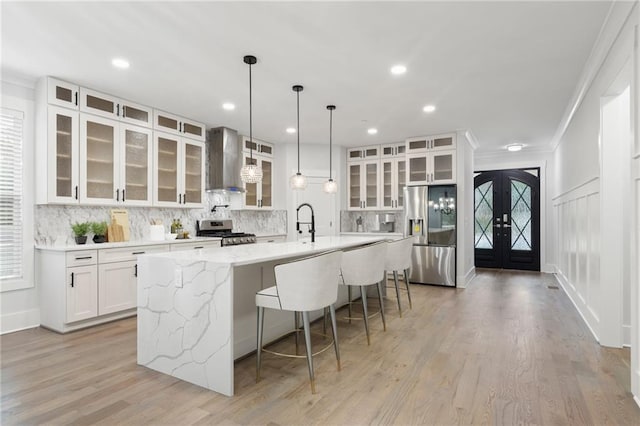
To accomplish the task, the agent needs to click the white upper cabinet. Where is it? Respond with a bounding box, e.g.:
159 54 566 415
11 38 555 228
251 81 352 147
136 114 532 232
381 156 406 210
45 106 80 204
381 142 406 158
153 110 205 141
347 160 380 210
153 132 205 207
47 78 79 109
406 150 456 185
241 136 274 209
80 88 152 128
347 145 380 161
406 133 456 153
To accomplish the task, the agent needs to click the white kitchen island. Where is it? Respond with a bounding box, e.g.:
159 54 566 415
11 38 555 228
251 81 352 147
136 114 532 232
136 235 386 396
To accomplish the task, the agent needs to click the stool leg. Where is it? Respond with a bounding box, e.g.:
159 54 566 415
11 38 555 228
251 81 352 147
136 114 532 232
393 270 403 317
329 304 341 371
323 307 328 337
404 268 413 309
347 286 353 323
294 311 300 356
361 286 370 345
302 311 316 394
377 279 386 331
256 306 265 382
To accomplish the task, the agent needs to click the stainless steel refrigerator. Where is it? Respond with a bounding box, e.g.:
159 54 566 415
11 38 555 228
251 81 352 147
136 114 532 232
403 185 456 287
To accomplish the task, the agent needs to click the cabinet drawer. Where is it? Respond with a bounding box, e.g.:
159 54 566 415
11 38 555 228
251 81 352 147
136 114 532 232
66 250 98 267
99 245 170 263
171 241 220 251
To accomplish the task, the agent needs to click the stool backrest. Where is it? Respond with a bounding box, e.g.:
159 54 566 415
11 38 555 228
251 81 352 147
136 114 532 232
340 242 386 287
275 250 343 312
385 236 415 271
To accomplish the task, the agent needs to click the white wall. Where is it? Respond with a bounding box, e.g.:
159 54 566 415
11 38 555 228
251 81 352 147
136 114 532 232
474 150 555 272
1 80 40 333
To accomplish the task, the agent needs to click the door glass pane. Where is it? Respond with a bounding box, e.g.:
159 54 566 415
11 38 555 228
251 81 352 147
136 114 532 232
158 115 178 131
245 156 257 206
383 146 393 156
123 105 149 123
409 156 426 182
86 121 114 199
260 144 272 155
184 143 202 203
409 140 427 150
349 164 360 208
261 160 272 207
55 114 72 197
474 181 493 249
433 137 453 148
383 161 392 207
55 86 73 103
245 140 258 151
183 122 202 138
511 180 532 251
433 154 453 180
349 150 362 159
365 163 377 207
397 145 406 155
365 148 377 157
157 137 178 202
124 129 148 201
397 160 406 207
86 95 114 114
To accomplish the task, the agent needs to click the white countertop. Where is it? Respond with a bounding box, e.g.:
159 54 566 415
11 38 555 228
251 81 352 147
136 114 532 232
35 236 221 252
141 235 387 266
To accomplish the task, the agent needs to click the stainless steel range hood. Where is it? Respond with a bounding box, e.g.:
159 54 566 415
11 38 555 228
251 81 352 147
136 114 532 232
206 127 244 192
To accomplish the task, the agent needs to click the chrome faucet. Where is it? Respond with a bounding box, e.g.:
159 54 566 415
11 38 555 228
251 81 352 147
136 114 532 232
296 203 315 243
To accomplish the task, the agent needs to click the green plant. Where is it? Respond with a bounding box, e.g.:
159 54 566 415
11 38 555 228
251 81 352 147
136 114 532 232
71 222 90 237
91 221 108 237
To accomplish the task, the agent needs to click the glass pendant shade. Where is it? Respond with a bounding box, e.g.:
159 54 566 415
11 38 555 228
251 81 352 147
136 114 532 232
240 163 263 183
323 178 338 194
290 172 307 190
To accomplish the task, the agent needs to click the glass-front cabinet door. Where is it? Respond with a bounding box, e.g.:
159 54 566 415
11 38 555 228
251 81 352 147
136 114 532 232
47 107 79 203
182 140 204 206
154 133 179 206
363 160 379 209
397 159 406 209
407 153 428 185
260 158 272 208
121 125 152 205
382 160 393 209
80 115 117 204
348 163 362 209
47 78 79 109
430 151 456 184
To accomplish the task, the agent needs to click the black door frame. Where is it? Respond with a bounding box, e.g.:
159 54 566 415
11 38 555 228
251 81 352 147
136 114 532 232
474 168 541 271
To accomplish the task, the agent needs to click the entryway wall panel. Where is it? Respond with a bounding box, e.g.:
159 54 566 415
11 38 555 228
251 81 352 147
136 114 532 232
553 178 601 341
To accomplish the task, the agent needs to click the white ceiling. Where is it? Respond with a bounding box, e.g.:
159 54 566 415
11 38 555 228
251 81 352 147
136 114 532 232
1 1 611 152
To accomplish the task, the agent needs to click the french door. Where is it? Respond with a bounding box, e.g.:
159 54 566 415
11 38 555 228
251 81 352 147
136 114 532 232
474 169 540 270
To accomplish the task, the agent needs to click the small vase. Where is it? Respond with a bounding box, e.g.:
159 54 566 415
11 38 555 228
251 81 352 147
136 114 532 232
75 236 87 245
93 235 106 244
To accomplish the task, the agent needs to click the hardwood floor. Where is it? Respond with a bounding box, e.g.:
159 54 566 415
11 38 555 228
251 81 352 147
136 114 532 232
2 269 639 425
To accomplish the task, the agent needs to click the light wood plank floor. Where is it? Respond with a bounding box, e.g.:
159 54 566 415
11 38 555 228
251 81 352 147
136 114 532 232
2 270 640 425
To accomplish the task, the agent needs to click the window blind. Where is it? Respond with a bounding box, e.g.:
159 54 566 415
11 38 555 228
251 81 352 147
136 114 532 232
0 108 24 281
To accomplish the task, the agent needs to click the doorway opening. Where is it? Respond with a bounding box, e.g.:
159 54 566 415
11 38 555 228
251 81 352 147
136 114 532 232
474 168 540 271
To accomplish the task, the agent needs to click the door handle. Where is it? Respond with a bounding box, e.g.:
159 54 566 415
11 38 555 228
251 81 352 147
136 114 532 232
134 264 138 277
70 272 74 288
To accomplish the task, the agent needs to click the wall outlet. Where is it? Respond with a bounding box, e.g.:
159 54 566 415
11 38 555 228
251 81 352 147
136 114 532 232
174 268 183 288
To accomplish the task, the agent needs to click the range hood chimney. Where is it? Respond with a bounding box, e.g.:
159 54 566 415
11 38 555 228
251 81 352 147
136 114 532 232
206 127 244 192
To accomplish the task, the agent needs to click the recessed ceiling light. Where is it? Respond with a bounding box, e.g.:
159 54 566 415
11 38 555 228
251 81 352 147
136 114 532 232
390 64 407 75
222 103 235 111
507 143 524 152
423 105 436 113
367 128 378 135
286 127 296 134
111 58 130 69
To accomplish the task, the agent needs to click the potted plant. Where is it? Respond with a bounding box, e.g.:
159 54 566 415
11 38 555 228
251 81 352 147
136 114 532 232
71 222 90 245
91 221 108 243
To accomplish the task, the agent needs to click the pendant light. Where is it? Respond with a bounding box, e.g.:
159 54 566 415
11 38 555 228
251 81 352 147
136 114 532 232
240 55 263 184
323 105 338 194
290 84 307 190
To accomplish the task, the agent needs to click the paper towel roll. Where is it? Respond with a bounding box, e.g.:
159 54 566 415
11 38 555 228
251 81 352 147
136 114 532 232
149 225 165 241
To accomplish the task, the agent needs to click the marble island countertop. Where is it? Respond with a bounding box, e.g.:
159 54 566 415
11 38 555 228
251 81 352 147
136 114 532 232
140 235 387 266
35 236 221 251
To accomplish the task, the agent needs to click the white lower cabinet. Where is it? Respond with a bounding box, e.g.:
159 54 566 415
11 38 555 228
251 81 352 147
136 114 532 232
66 264 98 323
37 243 170 333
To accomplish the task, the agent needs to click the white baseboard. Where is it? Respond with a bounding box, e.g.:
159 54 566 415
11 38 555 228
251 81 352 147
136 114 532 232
623 324 631 347
457 266 476 289
634 394 640 410
553 273 600 343
1 308 40 335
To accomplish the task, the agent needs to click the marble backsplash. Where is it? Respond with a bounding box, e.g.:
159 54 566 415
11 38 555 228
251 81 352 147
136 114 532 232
340 210 405 234
35 199 287 246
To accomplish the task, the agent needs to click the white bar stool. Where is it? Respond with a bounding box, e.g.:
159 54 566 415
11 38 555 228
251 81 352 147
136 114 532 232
340 242 387 345
256 250 343 394
385 236 415 317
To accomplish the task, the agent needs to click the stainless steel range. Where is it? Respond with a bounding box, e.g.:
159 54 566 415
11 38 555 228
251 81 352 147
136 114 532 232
196 219 256 246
